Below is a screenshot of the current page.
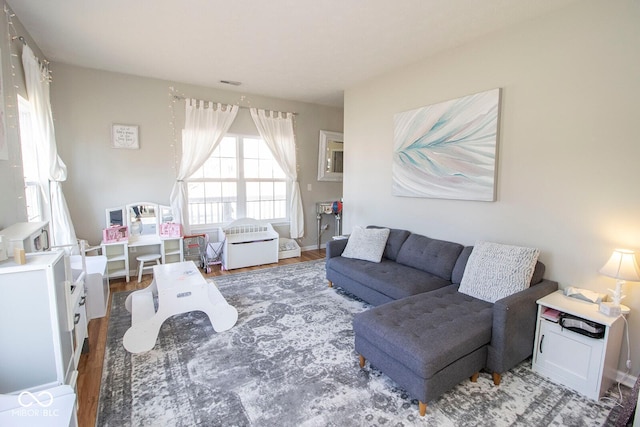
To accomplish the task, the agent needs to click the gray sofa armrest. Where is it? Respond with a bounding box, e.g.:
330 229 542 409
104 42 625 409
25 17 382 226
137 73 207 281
326 238 348 259
487 279 558 375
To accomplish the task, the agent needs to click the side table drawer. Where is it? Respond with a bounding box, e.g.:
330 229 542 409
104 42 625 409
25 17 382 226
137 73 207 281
533 319 604 399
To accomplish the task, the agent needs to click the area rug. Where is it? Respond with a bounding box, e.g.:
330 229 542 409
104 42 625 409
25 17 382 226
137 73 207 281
97 260 627 426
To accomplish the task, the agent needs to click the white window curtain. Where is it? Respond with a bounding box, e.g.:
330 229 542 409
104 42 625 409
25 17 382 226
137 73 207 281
22 45 77 250
250 108 304 239
170 100 239 235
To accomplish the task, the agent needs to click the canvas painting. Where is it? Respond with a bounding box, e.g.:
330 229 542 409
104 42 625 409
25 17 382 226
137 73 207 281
392 88 501 201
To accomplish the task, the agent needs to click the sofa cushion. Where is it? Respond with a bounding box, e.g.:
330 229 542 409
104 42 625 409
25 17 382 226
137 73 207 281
353 285 493 379
451 246 474 285
452 246 546 286
459 241 540 303
395 234 463 280
327 256 450 300
342 226 390 263
367 226 411 261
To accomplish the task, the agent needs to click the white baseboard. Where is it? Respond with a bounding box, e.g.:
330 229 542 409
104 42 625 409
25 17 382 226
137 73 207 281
301 244 325 252
616 369 637 389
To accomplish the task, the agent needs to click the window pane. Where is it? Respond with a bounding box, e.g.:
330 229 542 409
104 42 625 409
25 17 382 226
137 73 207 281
187 183 205 224
222 182 237 199
218 137 236 157
24 182 42 222
244 159 259 179
201 157 219 178
246 182 259 202
246 201 259 219
258 159 272 178
260 201 274 219
206 182 222 200
273 164 286 179
244 138 260 158
275 200 286 219
274 182 287 200
260 182 274 199
220 158 237 178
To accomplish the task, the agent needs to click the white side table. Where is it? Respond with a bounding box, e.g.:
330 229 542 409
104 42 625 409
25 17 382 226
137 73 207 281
532 290 625 400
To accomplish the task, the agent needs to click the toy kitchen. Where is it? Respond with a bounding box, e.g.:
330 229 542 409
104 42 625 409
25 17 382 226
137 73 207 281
0 221 50 261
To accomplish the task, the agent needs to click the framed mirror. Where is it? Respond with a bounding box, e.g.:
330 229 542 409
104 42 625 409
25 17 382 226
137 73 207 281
126 202 158 238
317 130 344 182
105 207 125 227
160 205 174 223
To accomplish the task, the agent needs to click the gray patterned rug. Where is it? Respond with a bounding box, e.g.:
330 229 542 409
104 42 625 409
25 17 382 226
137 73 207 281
97 260 627 426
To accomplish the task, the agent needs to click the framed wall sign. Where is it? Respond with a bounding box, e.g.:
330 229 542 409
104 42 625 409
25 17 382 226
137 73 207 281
112 124 139 149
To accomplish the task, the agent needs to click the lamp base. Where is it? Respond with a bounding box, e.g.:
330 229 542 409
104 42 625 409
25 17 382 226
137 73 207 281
599 302 630 316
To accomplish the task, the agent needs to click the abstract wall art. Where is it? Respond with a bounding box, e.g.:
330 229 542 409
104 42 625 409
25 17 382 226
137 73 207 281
392 88 501 201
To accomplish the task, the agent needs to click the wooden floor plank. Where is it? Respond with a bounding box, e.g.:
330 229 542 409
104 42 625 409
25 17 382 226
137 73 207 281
76 249 325 427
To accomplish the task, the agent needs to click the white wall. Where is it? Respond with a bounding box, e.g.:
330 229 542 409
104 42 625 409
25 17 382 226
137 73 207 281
343 0 640 374
49 64 343 249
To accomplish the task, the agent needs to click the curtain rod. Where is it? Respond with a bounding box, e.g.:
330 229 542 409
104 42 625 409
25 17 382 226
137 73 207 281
12 35 26 45
172 95 297 116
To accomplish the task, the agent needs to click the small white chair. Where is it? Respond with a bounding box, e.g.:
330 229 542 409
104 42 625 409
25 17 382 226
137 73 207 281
136 253 162 282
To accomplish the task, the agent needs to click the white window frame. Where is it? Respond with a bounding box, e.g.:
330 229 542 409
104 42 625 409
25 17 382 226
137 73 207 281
187 134 289 230
18 95 44 222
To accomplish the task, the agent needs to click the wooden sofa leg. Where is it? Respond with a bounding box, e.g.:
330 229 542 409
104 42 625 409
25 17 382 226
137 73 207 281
470 372 479 382
359 355 365 368
419 401 427 416
328 280 333 288
492 372 501 385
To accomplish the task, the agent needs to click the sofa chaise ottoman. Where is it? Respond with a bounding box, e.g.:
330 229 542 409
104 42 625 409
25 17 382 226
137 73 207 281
353 285 492 416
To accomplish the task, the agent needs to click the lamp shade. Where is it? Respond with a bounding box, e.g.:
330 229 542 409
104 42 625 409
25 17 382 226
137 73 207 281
599 249 640 282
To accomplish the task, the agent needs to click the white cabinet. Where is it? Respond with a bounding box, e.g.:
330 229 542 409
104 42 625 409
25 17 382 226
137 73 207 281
102 237 183 282
101 241 129 282
72 255 109 320
161 237 183 264
0 252 78 393
532 291 624 400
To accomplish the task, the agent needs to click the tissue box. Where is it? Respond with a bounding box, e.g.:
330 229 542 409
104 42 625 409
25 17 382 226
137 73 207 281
103 225 129 243
160 222 183 237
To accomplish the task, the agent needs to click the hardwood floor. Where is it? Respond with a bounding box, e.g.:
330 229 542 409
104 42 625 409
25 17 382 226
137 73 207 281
76 249 325 427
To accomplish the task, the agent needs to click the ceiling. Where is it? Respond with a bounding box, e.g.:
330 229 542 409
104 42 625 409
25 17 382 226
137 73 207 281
7 0 578 108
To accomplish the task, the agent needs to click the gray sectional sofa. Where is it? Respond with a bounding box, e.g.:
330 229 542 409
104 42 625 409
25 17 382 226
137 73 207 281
325 227 558 416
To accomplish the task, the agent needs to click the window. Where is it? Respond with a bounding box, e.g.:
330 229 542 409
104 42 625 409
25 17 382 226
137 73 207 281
18 95 43 222
187 135 287 227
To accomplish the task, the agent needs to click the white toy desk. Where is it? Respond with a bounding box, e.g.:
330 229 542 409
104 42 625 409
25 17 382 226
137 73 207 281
122 261 237 353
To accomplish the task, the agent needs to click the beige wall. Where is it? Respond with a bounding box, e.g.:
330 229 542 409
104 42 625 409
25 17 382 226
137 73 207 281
343 0 640 375
49 64 343 249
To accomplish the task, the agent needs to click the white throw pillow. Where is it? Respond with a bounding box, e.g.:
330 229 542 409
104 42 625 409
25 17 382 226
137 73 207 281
341 226 390 263
459 241 540 303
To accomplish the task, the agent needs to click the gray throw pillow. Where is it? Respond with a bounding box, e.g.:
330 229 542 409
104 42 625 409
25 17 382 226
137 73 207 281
341 226 390 263
459 241 540 303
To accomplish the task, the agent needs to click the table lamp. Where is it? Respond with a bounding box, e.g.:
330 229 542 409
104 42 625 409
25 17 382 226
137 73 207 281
599 249 640 313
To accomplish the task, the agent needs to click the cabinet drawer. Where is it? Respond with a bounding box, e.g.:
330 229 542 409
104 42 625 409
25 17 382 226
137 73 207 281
533 319 604 398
